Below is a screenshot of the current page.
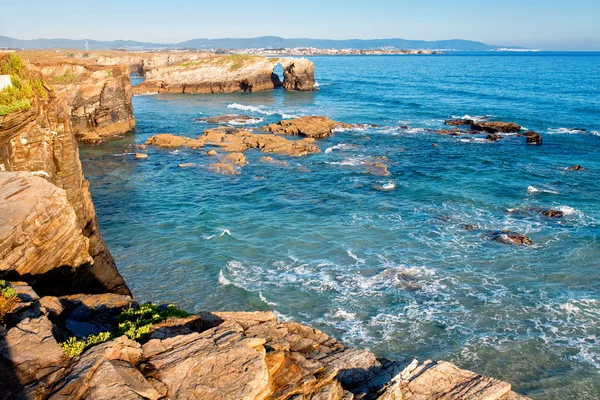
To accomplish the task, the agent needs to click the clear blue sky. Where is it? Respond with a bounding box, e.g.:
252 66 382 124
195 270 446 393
1 0 599 50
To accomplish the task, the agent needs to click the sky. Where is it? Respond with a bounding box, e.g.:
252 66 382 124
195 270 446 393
1 0 599 50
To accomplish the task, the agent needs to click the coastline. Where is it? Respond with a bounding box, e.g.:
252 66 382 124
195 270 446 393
0 50 531 399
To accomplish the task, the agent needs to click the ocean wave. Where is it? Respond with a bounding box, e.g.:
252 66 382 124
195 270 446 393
203 228 233 240
325 143 358 154
227 103 301 119
547 127 589 134
527 185 559 195
451 114 490 122
346 249 366 264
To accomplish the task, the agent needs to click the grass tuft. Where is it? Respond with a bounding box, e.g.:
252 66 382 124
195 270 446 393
0 281 20 325
0 53 48 116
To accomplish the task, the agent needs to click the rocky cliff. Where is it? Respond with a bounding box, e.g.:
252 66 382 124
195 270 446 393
0 280 527 400
0 94 129 296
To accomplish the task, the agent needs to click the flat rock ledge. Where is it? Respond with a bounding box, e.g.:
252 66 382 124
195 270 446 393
0 281 528 400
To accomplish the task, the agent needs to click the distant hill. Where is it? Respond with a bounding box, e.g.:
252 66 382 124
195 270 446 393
0 35 521 52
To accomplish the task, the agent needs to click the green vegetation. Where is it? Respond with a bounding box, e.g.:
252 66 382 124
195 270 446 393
179 54 259 71
50 69 79 85
0 280 20 324
60 303 189 358
0 53 48 116
60 332 112 358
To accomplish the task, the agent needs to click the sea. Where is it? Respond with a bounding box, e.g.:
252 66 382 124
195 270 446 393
79 52 600 399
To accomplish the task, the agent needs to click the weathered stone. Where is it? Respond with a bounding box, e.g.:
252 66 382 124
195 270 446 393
0 172 92 276
565 164 584 171
134 153 148 159
489 230 533 246
471 121 521 133
486 133 502 141
265 116 350 139
282 58 316 91
523 131 542 145
445 119 474 126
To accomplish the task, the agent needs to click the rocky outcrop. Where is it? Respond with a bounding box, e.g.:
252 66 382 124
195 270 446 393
146 127 321 158
523 131 542 145
265 116 351 139
29 63 135 143
471 121 521 133
0 96 129 296
0 172 92 275
488 230 533 246
133 55 315 94
444 119 473 126
1 282 528 400
281 58 315 91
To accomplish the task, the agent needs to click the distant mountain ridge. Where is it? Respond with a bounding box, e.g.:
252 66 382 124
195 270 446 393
0 35 521 51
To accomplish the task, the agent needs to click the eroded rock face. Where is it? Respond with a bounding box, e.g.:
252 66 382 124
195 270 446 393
471 121 521 133
33 63 135 143
0 97 129 296
0 172 92 276
265 116 351 139
282 58 316 91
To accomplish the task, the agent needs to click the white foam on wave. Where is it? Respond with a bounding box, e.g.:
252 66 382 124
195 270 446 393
547 128 588 134
228 117 264 125
133 92 157 96
346 249 366 264
527 185 559 195
227 103 301 119
203 228 233 240
452 114 490 122
259 292 278 306
218 269 231 285
313 81 320 88
381 182 396 191
325 143 357 154
556 206 582 216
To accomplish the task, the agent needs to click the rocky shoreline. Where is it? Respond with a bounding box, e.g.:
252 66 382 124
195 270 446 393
0 52 528 399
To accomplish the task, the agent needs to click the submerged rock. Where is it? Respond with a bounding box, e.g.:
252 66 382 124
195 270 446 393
134 153 148 159
565 164 584 171
265 116 351 139
463 224 480 231
259 156 289 167
472 121 521 133
435 128 463 136
537 208 564 218
486 133 502 141
209 163 239 175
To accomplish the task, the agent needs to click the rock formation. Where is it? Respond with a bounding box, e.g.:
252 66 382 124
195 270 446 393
146 127 321 158
265 116 351 139
0 94 129 296
133 55 315 94
0 281 528 400
471 121 521 134
281 58 316 91
30 63 135 143
523 131 542 145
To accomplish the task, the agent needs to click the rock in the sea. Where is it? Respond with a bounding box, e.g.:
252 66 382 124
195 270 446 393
207 149 218 156
195 114 261 125
209 163 239 175
223 152 248 167
472 121 521 133
445 119 473 126
565 164 584 171
538 208 564 218
147 127 321 158
259 156 289 167
487 133 502 141
490 230 533 246
523 131 543 145
463 224 480 231
435 128 463 136
265 116 350 139
134 153 148 159
281 58 316 91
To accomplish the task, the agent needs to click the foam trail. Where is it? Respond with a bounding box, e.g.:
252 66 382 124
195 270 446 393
218 270 231 285
347 249 366 264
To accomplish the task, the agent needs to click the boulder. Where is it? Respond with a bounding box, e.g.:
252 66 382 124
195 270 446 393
490 230 533 246
472 121 521 133
487 133 502 141
222 152 248 167
444 119 473 126
282 58 316 91
134 153 148 159
538 208 564 218
145 134 203 149
523 131 543 145
207 149 218 156
265 116 351 139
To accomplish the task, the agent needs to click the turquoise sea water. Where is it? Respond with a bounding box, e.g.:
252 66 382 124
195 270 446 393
80 53 600 399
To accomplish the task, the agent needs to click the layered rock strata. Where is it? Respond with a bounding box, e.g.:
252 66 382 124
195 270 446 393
0 96 129 296
0 281 528 400
133 56 315 94
31 63 135 143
